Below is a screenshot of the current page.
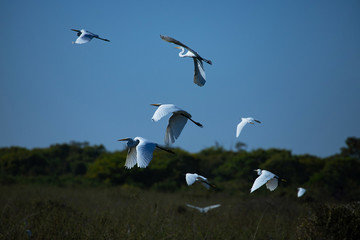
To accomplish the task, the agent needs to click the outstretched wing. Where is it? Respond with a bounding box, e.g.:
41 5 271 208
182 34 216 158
265 178 278 191
186 203 203 212
193 58 206 87
165 113 188 145
160 35 212 65
297 188 306 197
152 104 183 122
196 175 211 190
204 204 221 212
160 35 199 56
236 120 248 138
185 173 198 186
75 32 94 44
124 146 137 169
136 140 156 168
250 171 275 193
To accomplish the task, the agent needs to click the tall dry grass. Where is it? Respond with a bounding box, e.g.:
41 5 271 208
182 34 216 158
1 184 358 240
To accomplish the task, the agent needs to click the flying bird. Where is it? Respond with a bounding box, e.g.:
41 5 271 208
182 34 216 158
297 187 306 197
250 169 286 193
186 203 221 213
118 137 174 169
185 173 216 189
71 29 110 44
236 117 261 138
151 104 203 145
160 35 212 87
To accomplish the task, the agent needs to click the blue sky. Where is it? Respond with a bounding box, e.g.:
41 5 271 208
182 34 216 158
1 0 359 157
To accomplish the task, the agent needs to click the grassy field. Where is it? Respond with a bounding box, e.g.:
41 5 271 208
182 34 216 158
0 184 359 240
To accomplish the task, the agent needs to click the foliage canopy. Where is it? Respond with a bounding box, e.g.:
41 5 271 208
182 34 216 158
1 137 359 201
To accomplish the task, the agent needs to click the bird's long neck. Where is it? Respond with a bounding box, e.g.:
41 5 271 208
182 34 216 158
178 47 186 58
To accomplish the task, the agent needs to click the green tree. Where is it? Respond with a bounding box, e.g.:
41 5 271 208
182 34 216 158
341 137 360 159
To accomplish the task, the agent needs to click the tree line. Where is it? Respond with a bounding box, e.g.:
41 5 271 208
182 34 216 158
1 137 359 201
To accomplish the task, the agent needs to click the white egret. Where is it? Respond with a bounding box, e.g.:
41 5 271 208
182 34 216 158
236 117 261 138
185 173 216 189
71 29 110 44
151 103 203 145
118 137 174 169
160 35 212 87
186 203 221 213
297 187 306 197
250 169 286 193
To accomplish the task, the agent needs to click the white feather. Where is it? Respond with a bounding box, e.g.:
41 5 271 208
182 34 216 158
124 147 138 169
185 173 212 190
266 178 279 191
236 117 260 137
152 104 200 145
134 137 156 168
236 120 248 137
151 104 184 122
74 30 97 44
193 58 206 87
165 113 188 145
119 137 170 169
185 173 198 186
250 169 277 193
186 203 221 213
297 187 306 197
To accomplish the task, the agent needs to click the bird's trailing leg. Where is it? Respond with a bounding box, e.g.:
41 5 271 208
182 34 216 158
95 36 110 42
200 180 216 189
156 145 175 154
275 176 287 183
181 114 203 128
203 58 212 65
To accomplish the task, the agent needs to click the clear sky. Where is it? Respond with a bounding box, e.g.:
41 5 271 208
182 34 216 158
1 0 359 157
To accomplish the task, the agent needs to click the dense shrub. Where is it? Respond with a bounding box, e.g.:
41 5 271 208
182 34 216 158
1 138 360 201
297 202 360 240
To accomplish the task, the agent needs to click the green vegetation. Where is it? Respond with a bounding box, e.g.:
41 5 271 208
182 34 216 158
1 185 359 240
0 137 360 239
1 137 360 201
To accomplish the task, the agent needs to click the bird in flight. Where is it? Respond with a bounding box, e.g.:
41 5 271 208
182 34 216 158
71 29 110 44
185 173 216 189
186 203 221 213
151 103 203 145
118 137 174 169
160 35 212 87
250 169 286 193
236 117 261 138
297 187 306 197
